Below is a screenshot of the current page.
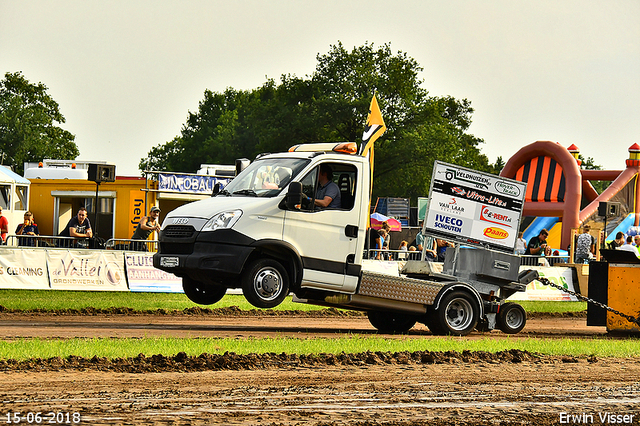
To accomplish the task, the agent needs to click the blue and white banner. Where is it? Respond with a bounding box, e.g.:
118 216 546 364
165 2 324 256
158 173 231 194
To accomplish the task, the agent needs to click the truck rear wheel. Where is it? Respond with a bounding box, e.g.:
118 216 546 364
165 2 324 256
241 258 290 308
430 290 479 336
497 302 527 334
367 311 417 334
182 276 227 305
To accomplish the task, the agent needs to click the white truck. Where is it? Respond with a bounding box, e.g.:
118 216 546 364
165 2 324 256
153 142 536 336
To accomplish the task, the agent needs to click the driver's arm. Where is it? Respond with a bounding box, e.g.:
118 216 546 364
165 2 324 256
314 196 333 208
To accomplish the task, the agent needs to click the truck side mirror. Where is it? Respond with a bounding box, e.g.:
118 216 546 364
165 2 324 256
235 158 250 175
286 181 303 210
211 182 221 197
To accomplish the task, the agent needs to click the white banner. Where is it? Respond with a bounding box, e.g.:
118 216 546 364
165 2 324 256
125 252 183 293
509 266 579 301
47 250 128 291
0 249 50 289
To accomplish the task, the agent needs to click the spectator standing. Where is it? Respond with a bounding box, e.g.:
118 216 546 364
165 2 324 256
515 231 527 255
618 235 640 257
574 225 595 264
381 221 391 251
366 227 381 259
0 207 8 244
398 240 408 260
525 229 552 256
59 207 93 247
436 239 454 262
15 211 39 247
608 232 626 249
131 206 161 251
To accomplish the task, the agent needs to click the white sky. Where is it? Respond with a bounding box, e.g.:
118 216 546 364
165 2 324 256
1 0 638 176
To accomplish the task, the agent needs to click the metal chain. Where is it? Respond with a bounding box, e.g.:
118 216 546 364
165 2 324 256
538 277 640 327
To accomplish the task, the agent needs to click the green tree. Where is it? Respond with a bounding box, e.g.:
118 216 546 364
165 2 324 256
141 42 493 201
0 72 79 174
579 154 609 194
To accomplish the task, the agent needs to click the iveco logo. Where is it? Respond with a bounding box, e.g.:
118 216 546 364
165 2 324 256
172 218 189 225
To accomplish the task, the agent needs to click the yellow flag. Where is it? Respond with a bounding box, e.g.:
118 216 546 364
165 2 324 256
360 94 386 157
361 95 386 228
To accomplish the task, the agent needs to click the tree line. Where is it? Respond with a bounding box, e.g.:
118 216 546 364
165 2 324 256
138 42 502 202
9 42 609 202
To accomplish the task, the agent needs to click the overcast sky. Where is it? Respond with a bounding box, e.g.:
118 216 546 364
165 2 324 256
1 0 638 176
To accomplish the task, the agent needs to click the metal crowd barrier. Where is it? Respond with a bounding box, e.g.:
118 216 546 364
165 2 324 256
364 248 423 261
104 238 159 252
363 248 571 266
4 234 101 249
518 255 570 266
3 235 159 252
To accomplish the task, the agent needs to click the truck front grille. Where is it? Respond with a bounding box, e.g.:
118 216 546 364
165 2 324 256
162 225 195 238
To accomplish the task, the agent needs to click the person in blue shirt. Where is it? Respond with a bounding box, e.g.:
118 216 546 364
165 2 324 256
314 164 341 209
15 211 39 247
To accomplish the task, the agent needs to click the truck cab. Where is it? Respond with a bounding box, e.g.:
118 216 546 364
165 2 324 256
153 142 369 308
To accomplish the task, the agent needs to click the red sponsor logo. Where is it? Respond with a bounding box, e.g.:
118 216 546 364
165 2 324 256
483 227 509 240
480 206 512 227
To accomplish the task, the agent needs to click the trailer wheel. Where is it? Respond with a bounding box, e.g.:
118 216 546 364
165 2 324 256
431 290 479 336
182 276 227 305
367 311 417 334
241 258 290 308
497 302 527 334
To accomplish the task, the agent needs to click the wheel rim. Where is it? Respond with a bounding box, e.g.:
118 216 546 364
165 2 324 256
444 297 474 331
254 266 283 301
505 307 525 329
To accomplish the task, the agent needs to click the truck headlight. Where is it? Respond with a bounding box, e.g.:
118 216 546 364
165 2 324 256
202 210 242 231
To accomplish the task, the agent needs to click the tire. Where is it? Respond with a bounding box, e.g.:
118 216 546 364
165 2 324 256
497 302 527 334
430 290 480 336
182 276 227 305
241 258 290 308
367 311 417 334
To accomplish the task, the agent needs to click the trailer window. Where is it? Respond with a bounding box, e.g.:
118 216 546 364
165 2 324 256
0 185 10 210
14 185 28 210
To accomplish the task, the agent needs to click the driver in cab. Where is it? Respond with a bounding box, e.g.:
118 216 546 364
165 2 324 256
311 164 341 209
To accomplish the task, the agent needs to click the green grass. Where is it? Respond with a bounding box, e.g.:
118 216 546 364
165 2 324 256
0 336 637 360
0 289 588 314
0 290 324 312
518 301 587 313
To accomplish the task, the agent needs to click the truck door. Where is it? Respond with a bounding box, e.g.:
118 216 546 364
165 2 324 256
283 161 361 291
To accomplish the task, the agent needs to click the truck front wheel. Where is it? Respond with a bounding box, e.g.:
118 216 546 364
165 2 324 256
241 258 290 308
367 311 417 333
430 290 479 336
182 276 227 305
497 302 527 334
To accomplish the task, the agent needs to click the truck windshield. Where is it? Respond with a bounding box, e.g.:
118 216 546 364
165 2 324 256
221 158 310 197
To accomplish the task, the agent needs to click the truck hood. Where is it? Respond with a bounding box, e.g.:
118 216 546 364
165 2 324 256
164 194 283 221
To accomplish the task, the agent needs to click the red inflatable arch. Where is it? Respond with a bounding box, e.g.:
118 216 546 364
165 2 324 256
500 141 582 250
501 141 640 250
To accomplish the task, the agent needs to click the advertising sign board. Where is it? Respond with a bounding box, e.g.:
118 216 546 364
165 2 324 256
0 249 49 289
125 252 183 293
47 250 128 291
158 173 231 195
424 161 527 252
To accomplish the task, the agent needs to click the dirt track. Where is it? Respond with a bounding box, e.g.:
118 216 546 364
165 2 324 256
0 312 639 425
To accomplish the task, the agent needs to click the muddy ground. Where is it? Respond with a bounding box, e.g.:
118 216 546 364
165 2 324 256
0 310 638 425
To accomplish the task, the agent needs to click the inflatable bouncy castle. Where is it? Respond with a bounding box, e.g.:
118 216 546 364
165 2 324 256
500 141 640 251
